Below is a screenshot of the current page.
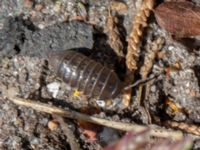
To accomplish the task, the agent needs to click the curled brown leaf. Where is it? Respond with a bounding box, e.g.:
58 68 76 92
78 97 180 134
154 2 200 37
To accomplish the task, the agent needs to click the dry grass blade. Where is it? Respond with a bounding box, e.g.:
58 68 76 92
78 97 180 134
126 0 155 71
122 0 155 108
105 9 124 57
5 87 183 140
124 74 157 90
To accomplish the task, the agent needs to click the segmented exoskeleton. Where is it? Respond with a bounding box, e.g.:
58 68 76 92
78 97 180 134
48 50 122 99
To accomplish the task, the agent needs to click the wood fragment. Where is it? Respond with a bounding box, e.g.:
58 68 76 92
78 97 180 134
105 9 124 57
164 120 200 136
5 87 183 140
154 1 200 37
126 0 155 71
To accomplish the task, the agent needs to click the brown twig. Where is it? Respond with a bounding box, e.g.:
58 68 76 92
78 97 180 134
4 87 183 140
135 37 165 123
123 74 158 90
53 115 80 150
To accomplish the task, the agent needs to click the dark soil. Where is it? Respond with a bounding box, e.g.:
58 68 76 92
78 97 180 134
0 0 200 149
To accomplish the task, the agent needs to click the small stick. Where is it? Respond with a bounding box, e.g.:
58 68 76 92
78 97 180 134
136 37 165 120
53 115 80 150
123 74 158 90
5 87 183 140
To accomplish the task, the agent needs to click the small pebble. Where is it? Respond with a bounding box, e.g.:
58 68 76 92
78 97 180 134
150 85 156 93
48 120 59 131
168 45 174 51
47 82 60 98
99 127 119 145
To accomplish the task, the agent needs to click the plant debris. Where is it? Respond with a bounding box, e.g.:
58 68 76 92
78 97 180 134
122 0 155 108
4 86 183 140
105 9 124 57
154 1 200 37
126 0 155 71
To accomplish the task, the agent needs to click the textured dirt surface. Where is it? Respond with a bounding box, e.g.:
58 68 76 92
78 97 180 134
1 0 200 149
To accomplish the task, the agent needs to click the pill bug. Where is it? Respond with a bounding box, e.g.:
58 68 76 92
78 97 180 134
48 50 123 100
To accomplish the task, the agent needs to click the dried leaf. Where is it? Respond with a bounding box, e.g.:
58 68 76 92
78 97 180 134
78 121 100 141
154 2 200 37
105 10 124 57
